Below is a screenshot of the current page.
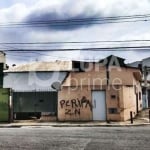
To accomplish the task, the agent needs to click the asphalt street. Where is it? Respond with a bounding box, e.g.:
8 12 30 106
0 126 150 150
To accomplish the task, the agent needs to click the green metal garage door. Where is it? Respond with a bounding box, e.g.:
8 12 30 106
13 91 57 114
0 88 10 122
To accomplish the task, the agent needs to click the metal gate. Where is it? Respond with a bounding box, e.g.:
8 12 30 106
13 91 57 119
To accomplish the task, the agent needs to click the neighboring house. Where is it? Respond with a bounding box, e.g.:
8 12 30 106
58 55 142 121
4 55 142 122
3 61 72 120
128 57 150 108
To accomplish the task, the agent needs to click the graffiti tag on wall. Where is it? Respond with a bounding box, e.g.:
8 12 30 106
60 96 92 116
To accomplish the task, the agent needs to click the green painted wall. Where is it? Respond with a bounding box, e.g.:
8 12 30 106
0 88 9 122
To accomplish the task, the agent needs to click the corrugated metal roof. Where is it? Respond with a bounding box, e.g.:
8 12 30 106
5 61 72 72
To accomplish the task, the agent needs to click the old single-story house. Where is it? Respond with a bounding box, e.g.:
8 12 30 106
58 55 142 121
4 55 142 122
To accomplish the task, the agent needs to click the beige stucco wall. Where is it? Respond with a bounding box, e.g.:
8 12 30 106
58 86 92 121
58 65 142 121
109 67 139 85
70 66 107 86
120 86 137 121
106 86 122 121
62 66 141 87
120 85 142 121
58 85 122 121
58 85 141 121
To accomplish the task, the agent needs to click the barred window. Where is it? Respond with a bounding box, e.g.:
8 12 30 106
111 95 116 99
109 108 118 114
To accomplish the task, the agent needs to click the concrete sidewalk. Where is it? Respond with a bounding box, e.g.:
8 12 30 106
0 118 150 128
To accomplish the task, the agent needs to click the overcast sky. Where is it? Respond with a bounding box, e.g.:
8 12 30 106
0 0 150 65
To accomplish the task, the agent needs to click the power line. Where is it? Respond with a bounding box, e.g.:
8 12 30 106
5 53 105 61
4 13 150 24
1 39 150 45
0 19 149 28
6 51 100 61
3 45 150 52
5 48 76 60
2 13 150 24
1 13 150 28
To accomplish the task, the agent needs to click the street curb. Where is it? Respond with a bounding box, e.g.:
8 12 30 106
0 123 150 128
51 124 150 127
